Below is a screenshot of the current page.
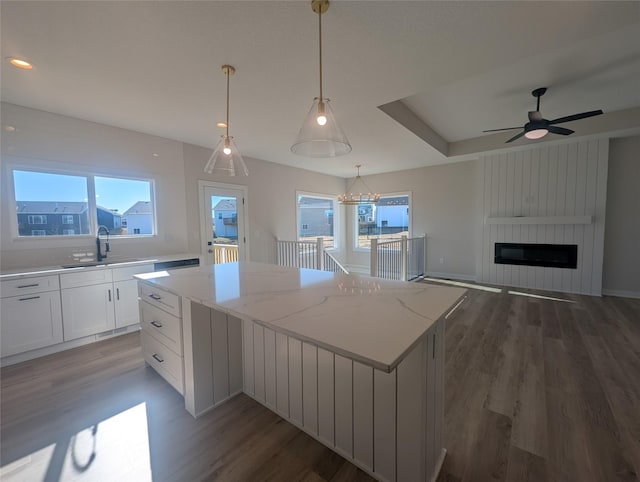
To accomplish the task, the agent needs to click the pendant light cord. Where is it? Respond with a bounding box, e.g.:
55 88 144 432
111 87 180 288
318 6 323 102
226 69 230 138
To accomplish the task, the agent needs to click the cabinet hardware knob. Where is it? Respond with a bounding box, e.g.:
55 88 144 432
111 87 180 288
116 288 120 300
108 289 112 302
149 293 161 300
152 353 164 363
150 321 163 328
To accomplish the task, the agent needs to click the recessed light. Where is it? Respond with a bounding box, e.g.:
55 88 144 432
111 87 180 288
7 57 33 70
152 153 159 157
4 125 17 132
216 122 227 128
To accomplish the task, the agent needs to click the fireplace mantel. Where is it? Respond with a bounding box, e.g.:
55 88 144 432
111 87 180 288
486 215 593 225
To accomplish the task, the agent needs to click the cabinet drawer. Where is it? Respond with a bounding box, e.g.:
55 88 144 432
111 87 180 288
138 283 181 317
141 332 184 394
112 264 154 282
140 300 182 355
1 275 60 297
60 269 113 289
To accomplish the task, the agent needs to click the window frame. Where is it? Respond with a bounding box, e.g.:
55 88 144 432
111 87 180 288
295 191 339 251
353 191 412 251
8 163 157 241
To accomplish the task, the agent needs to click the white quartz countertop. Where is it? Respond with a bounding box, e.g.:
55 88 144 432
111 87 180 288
136 261 466 372
0 253 200 280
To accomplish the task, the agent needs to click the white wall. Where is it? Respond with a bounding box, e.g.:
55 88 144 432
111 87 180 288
345 161 479 279
181 143 347 265
603 136 640 298
0 103 188 270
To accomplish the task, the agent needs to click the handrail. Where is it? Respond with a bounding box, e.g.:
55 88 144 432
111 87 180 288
370 234 426 281
276 237 348 274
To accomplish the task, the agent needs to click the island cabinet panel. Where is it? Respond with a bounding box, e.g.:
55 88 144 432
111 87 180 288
317 348 335 446
275 332 290 417
334 354 353 458
426 327 437 475
353 362 374 472
228 315 243 396
397 338 427 482
242 319 254 396
434 319 445 468
182 302 243 417
374 368 397 482
253 324 266 403
288 338 303 426
211 309 229 404
302 342 318 435
264 328 277 410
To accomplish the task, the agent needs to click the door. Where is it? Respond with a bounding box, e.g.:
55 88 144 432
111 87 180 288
199 181 248 265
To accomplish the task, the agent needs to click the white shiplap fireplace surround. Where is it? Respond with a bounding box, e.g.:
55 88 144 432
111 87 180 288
478 138 608 296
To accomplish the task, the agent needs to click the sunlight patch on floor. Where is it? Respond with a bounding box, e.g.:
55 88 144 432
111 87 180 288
507 290 576 303
422 277 502 293
1 402 152 482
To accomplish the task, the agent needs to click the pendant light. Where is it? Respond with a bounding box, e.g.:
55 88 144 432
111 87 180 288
204 65 248 176
291 0 351 158
338 165 380 205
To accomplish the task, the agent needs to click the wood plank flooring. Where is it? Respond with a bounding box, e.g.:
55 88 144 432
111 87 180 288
1 285 639 481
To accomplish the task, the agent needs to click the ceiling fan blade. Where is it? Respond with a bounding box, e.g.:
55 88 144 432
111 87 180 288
549 110 603 125
547 126 574 136
528 111 543 121
505 131 525 143
483 127 522 132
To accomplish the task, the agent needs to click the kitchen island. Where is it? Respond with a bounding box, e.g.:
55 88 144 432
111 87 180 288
135 261 466 482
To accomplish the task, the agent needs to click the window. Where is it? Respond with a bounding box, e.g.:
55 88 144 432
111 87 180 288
218 213 222 219
12 169 155 238
27 215 48 224
355 194 410 249
297 193 337 249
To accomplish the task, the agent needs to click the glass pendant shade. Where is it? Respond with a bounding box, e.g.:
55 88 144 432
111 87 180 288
204 135 248 176
291 97 352 157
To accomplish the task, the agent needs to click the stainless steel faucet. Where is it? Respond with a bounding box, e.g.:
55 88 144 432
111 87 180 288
96 225 110 262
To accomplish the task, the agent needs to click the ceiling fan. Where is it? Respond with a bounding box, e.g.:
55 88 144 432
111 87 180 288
484 87 603 143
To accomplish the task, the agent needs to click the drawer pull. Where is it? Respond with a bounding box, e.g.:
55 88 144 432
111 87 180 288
17 283 40 289
149 293 162 301
19 295 41 302
150 320 163 328
152 353 164 363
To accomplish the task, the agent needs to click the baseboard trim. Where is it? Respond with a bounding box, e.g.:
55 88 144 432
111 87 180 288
602 289 640 300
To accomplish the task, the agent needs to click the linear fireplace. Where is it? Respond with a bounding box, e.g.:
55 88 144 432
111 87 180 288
494 243 578 269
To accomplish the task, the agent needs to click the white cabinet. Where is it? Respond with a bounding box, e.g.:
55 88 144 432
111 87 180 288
60 264 154 340
1 289 63 357
61 283 116 341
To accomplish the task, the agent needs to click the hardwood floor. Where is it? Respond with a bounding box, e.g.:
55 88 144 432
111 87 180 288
1 285 638 481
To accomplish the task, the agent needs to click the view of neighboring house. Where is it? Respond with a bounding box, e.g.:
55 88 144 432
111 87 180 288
123 201 153 235
96 205 122 233
375 196 409 232
298 197 333 238
16 201 123 236
213 199 238 239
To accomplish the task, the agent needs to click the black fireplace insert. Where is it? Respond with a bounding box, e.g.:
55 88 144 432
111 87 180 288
494 243 578 269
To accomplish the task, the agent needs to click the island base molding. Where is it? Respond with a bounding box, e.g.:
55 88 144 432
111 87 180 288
181 298 446 482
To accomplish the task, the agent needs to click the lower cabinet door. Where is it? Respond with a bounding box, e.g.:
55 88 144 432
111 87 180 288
114 279 141 328
61 283 115 341
1 291 63 356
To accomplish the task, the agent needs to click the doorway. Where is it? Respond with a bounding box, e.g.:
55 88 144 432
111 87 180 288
199 180 248 265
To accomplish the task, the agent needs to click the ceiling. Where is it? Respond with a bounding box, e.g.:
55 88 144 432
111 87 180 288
2 1 640 178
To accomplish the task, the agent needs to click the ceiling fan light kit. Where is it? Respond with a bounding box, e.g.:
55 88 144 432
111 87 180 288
484 87 603 143
291 0 352 158
205 65 249 176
